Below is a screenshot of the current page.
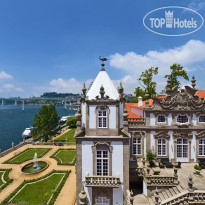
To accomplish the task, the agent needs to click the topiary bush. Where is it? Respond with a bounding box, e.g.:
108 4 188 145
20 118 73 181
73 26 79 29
66 116 77 128
146 149 157 167
194 164 202 171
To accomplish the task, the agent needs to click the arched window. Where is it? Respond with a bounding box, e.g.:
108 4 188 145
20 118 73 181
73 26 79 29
199 115 205 123
199 138 205 156
177 115 188 123
157 115 166 123
96 197 110 205
98 109 107 128
158 138 166 156
133 138 141 155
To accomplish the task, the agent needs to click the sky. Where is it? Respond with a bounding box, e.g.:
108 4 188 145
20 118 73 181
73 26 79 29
0 0 205 97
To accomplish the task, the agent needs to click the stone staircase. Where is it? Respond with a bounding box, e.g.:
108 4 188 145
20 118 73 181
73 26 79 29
149 186 184 204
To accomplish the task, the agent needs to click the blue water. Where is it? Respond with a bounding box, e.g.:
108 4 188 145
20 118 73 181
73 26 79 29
0 105 76 152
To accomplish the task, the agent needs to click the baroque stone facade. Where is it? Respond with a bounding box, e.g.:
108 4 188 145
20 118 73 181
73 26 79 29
76 64 205 204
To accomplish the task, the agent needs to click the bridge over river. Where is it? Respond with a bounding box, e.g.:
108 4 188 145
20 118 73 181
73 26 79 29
0 97 80 110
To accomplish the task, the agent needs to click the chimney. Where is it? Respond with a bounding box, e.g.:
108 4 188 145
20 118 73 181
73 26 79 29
138 96 142 107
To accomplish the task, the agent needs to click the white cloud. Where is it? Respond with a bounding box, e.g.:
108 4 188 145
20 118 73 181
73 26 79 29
49 78 93 93
15 87 24 92
188 1 205 11
109 40 205 93
0 71 13 80
110 40 205 77
112 75 137 94
34 78 93 95
3 83 14 89
1 84 24 93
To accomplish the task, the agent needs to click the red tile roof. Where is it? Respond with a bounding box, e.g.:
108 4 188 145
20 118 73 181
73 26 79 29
196 90 205 99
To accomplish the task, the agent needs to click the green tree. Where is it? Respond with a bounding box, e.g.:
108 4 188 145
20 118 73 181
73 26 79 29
164 64 189 89
66 116 77 128
32 104 60 142
146 149 157 167
132 87 146 103
138 67 158 99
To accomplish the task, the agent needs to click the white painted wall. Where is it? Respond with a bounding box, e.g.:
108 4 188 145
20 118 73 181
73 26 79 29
150 113 155 126
84 186 92 204
81 102 86 128
191 132 197 162
119 102 124 128
168 114 172 126
143 179 148 196
111 141 123 182
144 133 146 157
150 132 155 152
192 114 197 126
82 141 93 180
113 185 124 205
89 105 96 129
169 131 174 160
109 105 116 129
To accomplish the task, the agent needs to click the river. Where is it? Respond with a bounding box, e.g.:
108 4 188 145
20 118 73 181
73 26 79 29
0 105 76 152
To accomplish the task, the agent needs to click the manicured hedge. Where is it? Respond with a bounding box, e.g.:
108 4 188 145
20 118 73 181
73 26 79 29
0 169 13 192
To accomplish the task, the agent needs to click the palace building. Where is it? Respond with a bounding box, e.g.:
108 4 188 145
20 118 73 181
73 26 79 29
75 62 205 205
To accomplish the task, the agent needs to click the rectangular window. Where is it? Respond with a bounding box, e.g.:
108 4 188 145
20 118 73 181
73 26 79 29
199 139 205 156
157 138 166 156
98 110 107 128
133 138 141 155
96 150 109 176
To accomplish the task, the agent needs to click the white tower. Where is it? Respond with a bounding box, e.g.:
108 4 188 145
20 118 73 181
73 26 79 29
75 59 130 205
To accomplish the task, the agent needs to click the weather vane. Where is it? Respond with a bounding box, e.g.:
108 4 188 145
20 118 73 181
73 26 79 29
99 56 107 71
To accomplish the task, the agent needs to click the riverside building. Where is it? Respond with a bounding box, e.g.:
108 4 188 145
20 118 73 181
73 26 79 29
75 62 205 205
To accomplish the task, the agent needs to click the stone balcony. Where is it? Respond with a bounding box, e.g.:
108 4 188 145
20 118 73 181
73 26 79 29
85 175 120 188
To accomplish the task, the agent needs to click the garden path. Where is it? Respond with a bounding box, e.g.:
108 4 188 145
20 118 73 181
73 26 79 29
0 144 76 204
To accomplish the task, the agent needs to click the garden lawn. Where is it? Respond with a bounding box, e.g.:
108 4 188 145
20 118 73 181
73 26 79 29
4 148 51 164
51 149 76 165
9 172 68 205
55 128 76 142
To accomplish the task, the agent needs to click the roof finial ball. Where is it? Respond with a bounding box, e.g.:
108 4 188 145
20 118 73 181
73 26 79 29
191 75 196 90
99 56 107 71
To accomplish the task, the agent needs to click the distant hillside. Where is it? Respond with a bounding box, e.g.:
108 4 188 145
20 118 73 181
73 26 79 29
41 92 80 98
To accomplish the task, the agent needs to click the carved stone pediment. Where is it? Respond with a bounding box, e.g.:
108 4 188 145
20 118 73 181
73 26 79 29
153 86 205 111
196 131 205 139
154 131 170 139
173 131 193 139
131 131 145 138
92 141 113 153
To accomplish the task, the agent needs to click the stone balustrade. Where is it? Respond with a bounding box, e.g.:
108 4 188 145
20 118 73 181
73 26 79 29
160 190 205 205
136 167 178 187
145 175 178 186
85 176 120 188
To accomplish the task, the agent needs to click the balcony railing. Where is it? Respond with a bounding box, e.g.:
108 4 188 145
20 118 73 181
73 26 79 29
128 118 145 126
85 176 120 188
